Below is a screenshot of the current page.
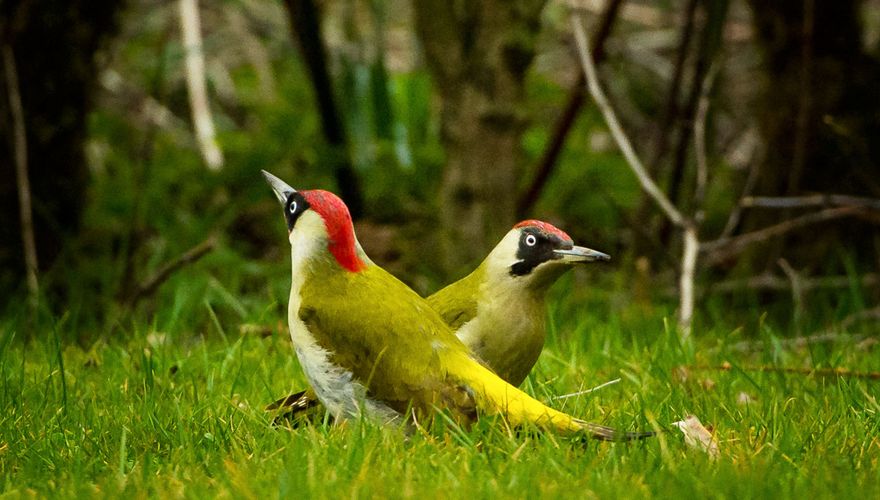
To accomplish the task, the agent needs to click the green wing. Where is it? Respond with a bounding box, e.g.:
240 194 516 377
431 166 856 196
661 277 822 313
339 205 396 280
298 264 474 415
426 264 484 329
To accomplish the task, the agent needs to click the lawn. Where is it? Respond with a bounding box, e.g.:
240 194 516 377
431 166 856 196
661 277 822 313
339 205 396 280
2 273 878 499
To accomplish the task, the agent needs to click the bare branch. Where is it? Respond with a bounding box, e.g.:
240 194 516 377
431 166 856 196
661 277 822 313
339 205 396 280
693 61 719 212
679 226 699 335
718 150 761 239
571 14 687 228
568 0 670 28
684 363 880 380
722 306 880 353
648 0 698 177
723 332 866 353
840 306 880 329
179 0 224 170
705 273 880 294
572 12 702 333
702 206 864 265
518 0 625 216
741 194 880 211
128 236 218 306
3 44 38 311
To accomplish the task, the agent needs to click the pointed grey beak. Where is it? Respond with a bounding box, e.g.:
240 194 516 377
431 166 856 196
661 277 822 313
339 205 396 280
553 245 610 263
261 170 296 205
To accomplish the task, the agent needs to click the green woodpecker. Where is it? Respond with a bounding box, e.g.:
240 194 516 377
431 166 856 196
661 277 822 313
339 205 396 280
267 219 610 416
428 219 608 386
262 170 650 440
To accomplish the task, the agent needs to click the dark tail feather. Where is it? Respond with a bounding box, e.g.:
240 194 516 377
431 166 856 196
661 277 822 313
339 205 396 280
264 390 320 412
266 390 325 427
579 421 658 441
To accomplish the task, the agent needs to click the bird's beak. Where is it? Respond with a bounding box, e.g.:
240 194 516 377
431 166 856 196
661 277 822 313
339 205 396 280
261 170 296 205
553 245 610 263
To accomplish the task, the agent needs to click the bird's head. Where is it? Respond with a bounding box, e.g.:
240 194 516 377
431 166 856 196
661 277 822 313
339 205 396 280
262 170 366 273
484 220 609 290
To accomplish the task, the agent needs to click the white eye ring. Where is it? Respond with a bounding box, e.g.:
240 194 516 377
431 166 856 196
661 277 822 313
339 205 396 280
289 201 297 214
525 234 537 246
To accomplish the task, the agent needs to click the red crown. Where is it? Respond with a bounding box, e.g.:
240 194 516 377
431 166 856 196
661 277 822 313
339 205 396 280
301 190 366 272
513 219 573 243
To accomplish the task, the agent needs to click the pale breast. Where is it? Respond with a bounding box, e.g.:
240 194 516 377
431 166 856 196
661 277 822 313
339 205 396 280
455 299 545 387
286 233 399 424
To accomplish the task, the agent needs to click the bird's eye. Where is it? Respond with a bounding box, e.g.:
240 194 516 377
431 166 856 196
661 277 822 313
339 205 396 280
525 234 537 246
289 201 297 214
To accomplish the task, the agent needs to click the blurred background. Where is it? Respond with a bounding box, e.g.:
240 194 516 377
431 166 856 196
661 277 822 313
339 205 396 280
2 0 879 339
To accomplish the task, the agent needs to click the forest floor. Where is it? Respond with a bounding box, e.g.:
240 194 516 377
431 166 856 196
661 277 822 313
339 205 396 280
2 276 879 498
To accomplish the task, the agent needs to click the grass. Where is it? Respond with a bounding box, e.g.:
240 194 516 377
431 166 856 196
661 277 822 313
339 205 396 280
2 273 878 499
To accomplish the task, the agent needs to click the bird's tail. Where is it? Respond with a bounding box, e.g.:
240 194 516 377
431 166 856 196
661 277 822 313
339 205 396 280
453 359 654 441
265 388 325 427
265 388 321 412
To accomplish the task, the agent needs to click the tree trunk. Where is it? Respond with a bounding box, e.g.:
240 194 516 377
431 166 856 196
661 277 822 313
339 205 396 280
413 0 546 271
0 1 123 299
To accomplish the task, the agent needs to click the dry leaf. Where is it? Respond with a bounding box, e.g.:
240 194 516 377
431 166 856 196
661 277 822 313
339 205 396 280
673 415 719 459
736 392 755 405
146 331 167 347
672 365 690 383
699 378 716 391
856 338 877 351
239 323 274 338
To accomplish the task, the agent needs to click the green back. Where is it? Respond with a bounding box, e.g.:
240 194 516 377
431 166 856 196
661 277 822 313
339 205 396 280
425 263 485 329
298 257 476 416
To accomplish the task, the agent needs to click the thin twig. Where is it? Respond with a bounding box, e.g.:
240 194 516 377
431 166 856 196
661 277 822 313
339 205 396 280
741 194 880 211
777 258 804 331
693 61 719 214
723 307 880 353
723 332 866 353
179 0 224 170
629 0 698 246
840 306 880 330
596 185 680 270
3 44 38 312
128 236 218 306
569 0 671 28
117 32 171 301
573 12 698 332
701 206 865 265
283 0 363 217
686 363 880 380
679 60 720 336
571 14 687 228
665 0 717 214
552 378 621 400
719 148 761 239
517 0 625 216
704 273 880 294
648 0 699 176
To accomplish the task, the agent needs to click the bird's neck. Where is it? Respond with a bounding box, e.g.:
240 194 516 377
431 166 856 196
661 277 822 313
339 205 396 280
481 265 546 318
289 228 364 307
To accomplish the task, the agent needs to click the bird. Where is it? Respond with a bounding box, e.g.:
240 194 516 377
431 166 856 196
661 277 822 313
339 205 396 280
261 170 651 440
266 219 610 418
427 219 609 386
